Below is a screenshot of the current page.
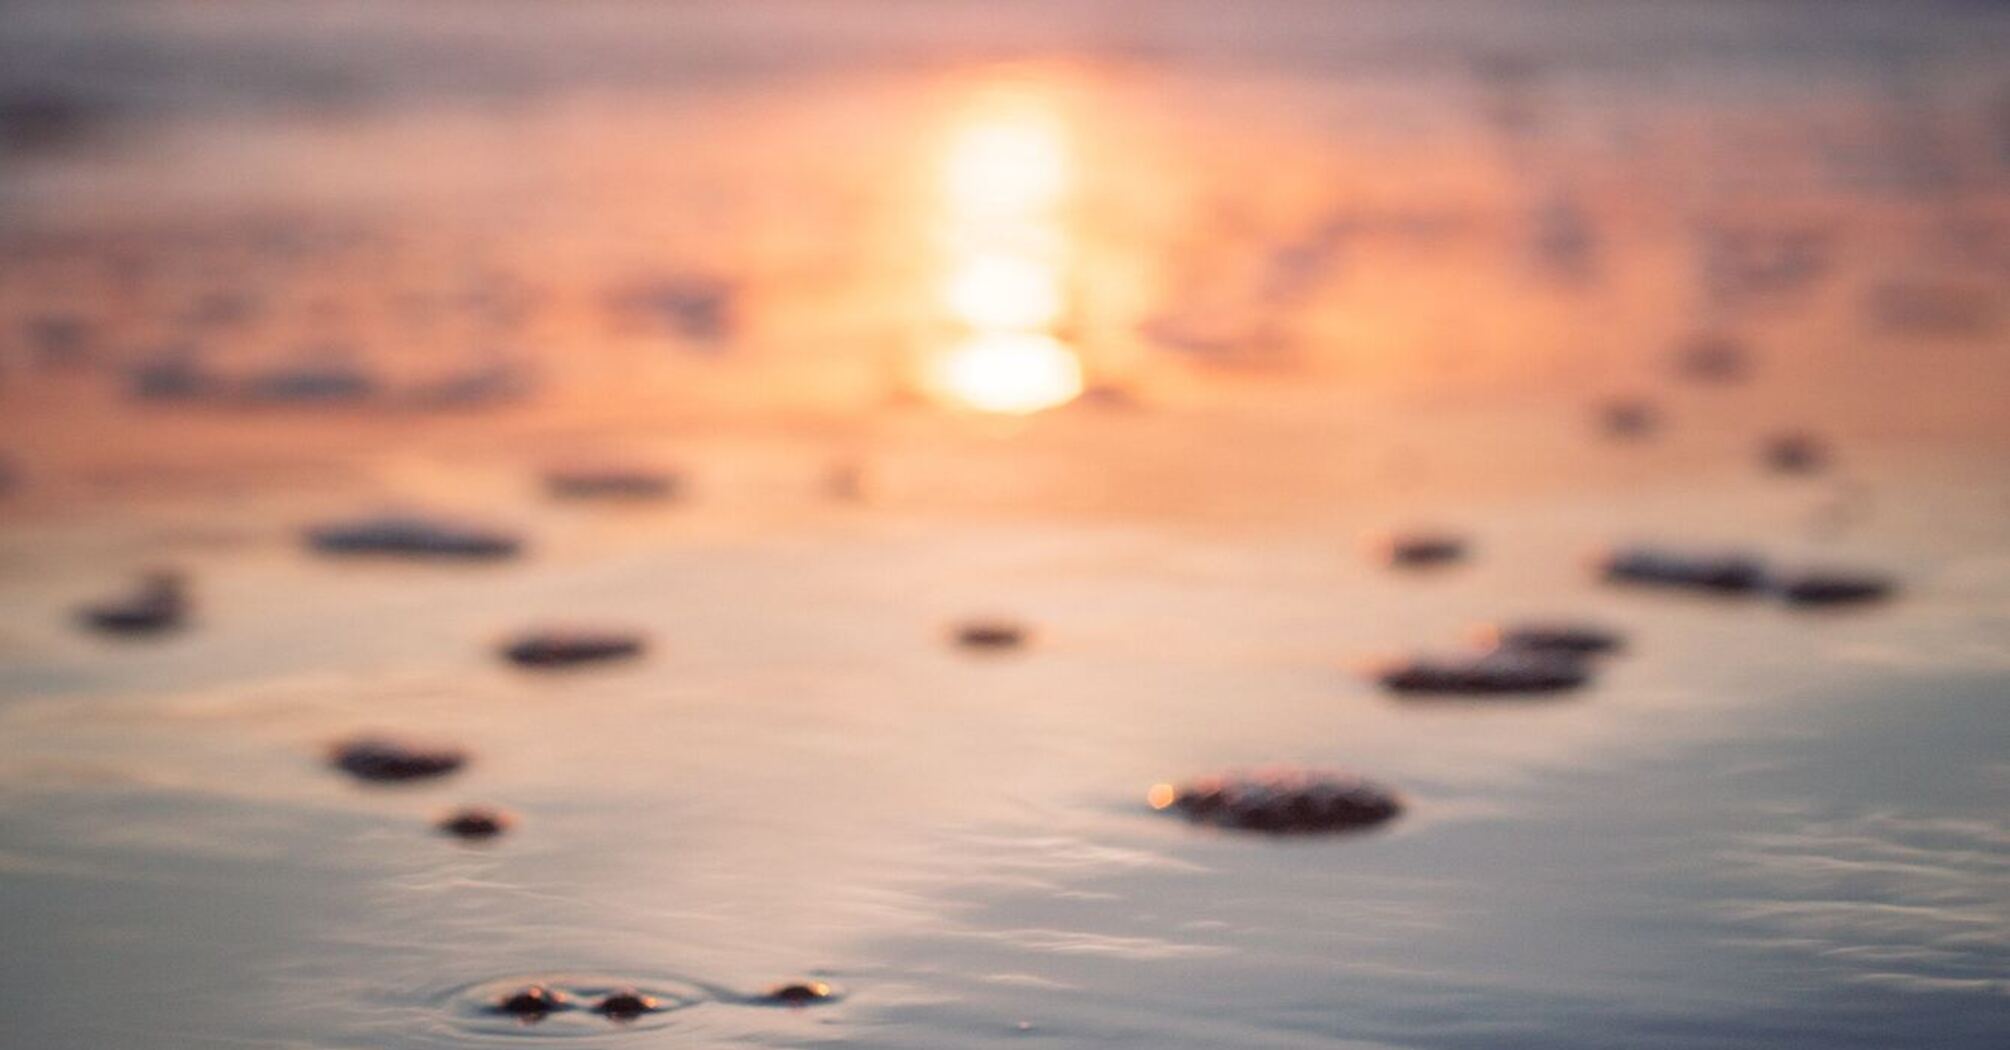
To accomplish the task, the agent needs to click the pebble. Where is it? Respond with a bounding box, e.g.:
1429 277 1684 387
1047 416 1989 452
1775 569 1895 607
1378 531 1468 569
1763 432 1828 474
501 630 646 668
593 990 661 1020
1478 621 1625 656
495 985 570 1019
1376 650 1591 695
1673 333 1751 382
1600 547 1769 594
1150 769 1402 834
436 807 513 840
761 981 836 1006
331 737 467 783
78 571 187 635
1598 398 1659 439
953 619 1028 651
544 468 679 501
306 515 521 560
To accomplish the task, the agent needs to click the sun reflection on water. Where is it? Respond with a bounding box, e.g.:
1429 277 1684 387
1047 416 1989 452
923 81 1085 414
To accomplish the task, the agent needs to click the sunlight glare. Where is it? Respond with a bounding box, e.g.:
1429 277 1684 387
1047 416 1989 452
924 80 1086 414
927 331 1083 415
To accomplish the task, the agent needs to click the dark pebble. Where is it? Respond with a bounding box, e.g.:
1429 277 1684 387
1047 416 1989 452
1377 650 1591 695
1673 333 1751 383
306 515 521 560
1763 432 1829 475
1151 770 1402 834
495 985 569 1019
954 620 1028 651
1379 532 1468 569
78 571 187 635
1478 621 1625 656
761 981 835 1006
331 737 467 783
1598 398 1659 439
544 468 679 501
1601 547 1769 594
1776 570 1895 607
593 990 661 1020
502 630 646 669
436 807 512 840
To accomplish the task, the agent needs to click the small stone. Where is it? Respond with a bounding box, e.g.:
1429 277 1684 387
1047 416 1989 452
1601 547 1768 594
306 515 521 560
954 620 1028 651
1776 570 1895 607
240 362 379 405
1673 333 1750 383
1152 769 1402 834
1763 432 1828 475
762 981 835 1006
594 990 660 1020
1379 532 1468 569
1478 621 1625 656
436 807 512 840
78 571 187 635
331 737 467 783
1598 398 1659 440
1377 650 1590 695
495 985 569 1019
501 630 646 669
544 468 679 501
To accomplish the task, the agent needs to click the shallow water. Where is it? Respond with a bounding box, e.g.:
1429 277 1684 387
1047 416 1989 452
3 2 2009 1047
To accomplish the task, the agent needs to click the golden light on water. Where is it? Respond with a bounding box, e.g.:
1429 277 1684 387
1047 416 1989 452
943 252 1064 330
922 80 1085 415
928 332 1084 415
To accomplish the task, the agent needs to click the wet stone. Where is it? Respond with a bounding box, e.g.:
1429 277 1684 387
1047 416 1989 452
1776 570 1895 608
306 515 521 560
1672 333 1751 383
331 737 467 783
953 620 1028 651
1479 621 1625 656
1601 547 1769 594
593 990 661 1020
78 571 187 636
544 468 680 501
1763 432 1829 475
128 353 224 403
1598 398 1659 440
23 313 95 366
1377 650 1591 695
495 985 570 1020
436 807 512 840
1379 532 1468 569
502 630 646 668
761 981 835 1006
1152 770 1402 834
239 361 380 406
609 275 738 343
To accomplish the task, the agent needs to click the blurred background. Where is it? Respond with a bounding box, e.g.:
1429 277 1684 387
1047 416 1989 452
0 2 2006 1048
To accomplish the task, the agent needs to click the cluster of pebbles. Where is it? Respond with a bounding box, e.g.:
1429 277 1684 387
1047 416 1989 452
52 320 1910 1019
1600 546 1895 607
480 977 835 1029
1144 330 1897 839
1375 620 1626 697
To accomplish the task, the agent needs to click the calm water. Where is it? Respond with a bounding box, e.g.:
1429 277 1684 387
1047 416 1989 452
2 2 2008 1047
